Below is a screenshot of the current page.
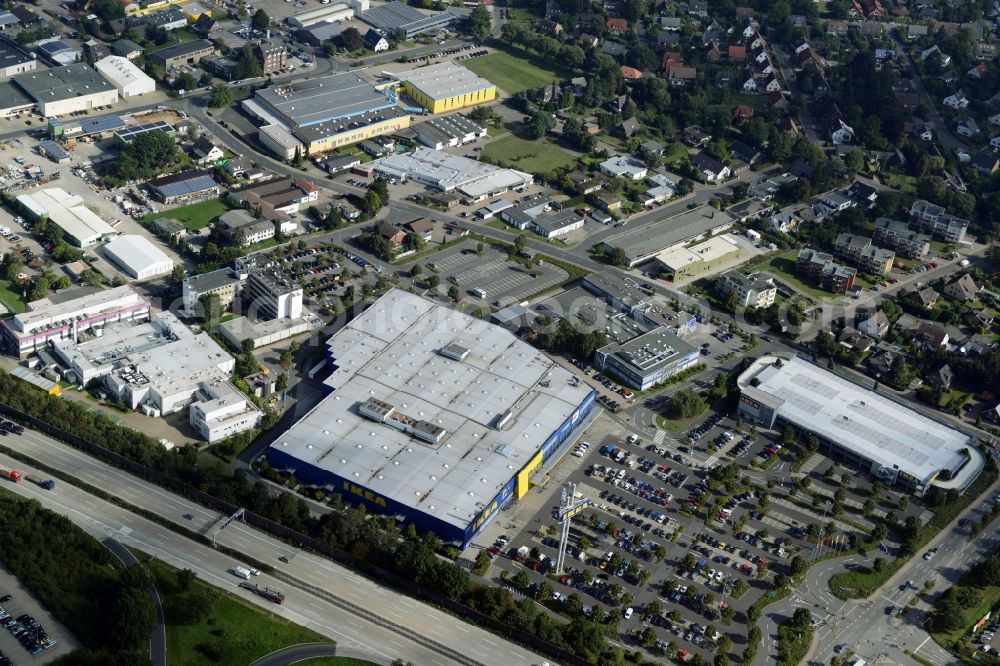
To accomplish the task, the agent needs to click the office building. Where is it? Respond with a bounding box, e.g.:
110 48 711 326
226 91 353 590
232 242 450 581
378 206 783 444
737 355 983 495
595 327 700 391
266 289 595 549
182 267 243 314
247 269 303 320
148 40 215 69
216 209 275 247
252 41 287 74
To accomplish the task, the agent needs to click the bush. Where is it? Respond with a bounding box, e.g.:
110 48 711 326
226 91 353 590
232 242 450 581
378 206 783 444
665 388 708 420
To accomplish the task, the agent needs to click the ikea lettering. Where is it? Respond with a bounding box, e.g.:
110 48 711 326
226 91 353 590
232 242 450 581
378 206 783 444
342 481 388 508
472 501 498 532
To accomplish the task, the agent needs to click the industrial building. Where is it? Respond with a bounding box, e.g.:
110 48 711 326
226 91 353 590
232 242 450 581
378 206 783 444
0 80 34 117
95 56 156 97
0 38 36 78
395 62 496 114
601 205 735 268
244 72 410 157
653 235 741 279
1 285 150 358
147 40 215 69
372 148 532 202
219 315 312 351
359 1 462 38
102 235 174 280
49 311 261 442
182 267 243 314
13 64 118 117
412 114 487 149
113 120 176 146
286 0 366 28
216 209 275 247
16 187 119 248
266 289 596 548
737 355 983 495
148 169 220 204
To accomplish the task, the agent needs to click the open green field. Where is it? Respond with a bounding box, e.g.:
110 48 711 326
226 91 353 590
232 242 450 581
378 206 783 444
481 135 577 173
463 46 567 94
144 198 233 231
141 553 333 666
932 585 1000 646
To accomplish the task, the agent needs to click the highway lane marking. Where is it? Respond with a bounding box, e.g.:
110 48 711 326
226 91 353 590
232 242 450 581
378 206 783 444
914 636 930 652
482 639 497 646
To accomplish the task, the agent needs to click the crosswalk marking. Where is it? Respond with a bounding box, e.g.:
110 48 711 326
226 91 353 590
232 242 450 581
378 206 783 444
654 430 666 444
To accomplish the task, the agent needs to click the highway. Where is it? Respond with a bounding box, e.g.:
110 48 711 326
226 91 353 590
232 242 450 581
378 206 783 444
1 428 549 666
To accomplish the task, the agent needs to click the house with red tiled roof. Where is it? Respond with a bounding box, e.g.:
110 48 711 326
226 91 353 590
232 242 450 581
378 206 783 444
606 17 628 34
728 45 746 60
732 104 753 122
661 51 682 72
620 65 642 80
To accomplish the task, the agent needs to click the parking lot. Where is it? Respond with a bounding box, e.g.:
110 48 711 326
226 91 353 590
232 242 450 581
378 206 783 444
0 563 77 663
427 244 568 307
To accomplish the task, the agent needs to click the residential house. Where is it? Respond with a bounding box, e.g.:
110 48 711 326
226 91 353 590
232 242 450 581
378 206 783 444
965 308 995 329
742 76 758 93
729 139 760 165
684 125 711 146
921 45 951 65
715 271 777 309
847 181 878 207
943 274 981 302
914 286 940 309
591 190 624 212
914 320 949 349
537 19 563 35
661 51 683 71
991 135 1000 152
667 65 697 86
776 116 800 135
690 152 730 182
732 104 753 123
403 218 434 243
375 221 407 247
602 41 626 57
640 140 664 156
191 135 224 164
944 91 969 109
969 63 987 79
867 346 899 376
858 310 890 339
762 76 781 93
600 155 647 180
687 0 708 17
363 29 390 53
972 151 1000 175
728 45 746 60
606 17 628 34
838 328 875 354
957 118 981 138
660 16 682 31
930 364 954 389
617 117 641 139
620 65 642 81
827 117 855 144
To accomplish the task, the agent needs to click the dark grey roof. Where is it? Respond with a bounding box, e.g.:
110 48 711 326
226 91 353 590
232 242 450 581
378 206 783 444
79 114 126 134
150 170 218 199
13 64 115 103
110 39 143 56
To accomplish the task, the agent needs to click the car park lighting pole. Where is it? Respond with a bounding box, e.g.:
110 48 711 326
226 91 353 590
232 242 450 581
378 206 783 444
555 483 591 575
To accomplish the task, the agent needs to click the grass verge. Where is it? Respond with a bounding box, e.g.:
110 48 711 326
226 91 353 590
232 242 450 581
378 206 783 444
137 551 332 666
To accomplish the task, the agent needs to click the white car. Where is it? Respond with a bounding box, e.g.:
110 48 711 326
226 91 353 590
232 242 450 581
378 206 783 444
624 607 634 620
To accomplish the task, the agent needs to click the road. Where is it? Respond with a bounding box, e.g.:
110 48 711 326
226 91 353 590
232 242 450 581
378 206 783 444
249 643 341 665
755 478 1000 666
1 427 549 666
104 538 167 666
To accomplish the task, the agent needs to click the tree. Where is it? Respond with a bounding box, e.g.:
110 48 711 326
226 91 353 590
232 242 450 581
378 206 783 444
427 274 440 289
276 373 288 393
114 130 179 182
364 190 382 217
469 3 492 42
666 388 707 420
109 586 156 649
235 44 263 79
176 568 197 592
251 8 270 30
197 293 221 323
411 264 423 278
526 109 556 139
339 27 363 52
208 85 234 108
406 232 426 252
447 285 459 301
93 0 126 20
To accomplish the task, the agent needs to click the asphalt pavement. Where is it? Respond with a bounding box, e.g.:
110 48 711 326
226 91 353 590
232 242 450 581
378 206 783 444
0 428 549 666
103 538 167 666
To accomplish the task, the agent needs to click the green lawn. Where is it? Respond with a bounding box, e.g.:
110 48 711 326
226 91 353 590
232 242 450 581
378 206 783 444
140 553 332 666
481 135 577 173
932 585 1000 646
885 173 918 195
463 46 567 94
297 660 378 666
0 280 26 313
144 198 233 231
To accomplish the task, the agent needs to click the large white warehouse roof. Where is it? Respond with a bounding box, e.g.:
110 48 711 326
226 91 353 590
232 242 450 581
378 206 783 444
103 235 174 280
95 56 156 97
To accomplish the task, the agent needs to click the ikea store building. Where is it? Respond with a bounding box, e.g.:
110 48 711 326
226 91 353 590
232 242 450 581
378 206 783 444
268 289 595 548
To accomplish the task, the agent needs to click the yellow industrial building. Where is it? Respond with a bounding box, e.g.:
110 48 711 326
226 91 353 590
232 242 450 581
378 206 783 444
398 62 496 114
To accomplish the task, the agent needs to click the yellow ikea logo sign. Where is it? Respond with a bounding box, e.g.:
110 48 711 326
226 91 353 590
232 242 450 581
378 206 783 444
473 501 498 532
342 481 388 508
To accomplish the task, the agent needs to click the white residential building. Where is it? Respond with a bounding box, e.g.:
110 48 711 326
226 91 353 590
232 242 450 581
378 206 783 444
599 155 648 180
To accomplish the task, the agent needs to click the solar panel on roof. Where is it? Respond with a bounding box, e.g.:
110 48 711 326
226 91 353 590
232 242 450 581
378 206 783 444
38 41 70 54
155 175 217 199
80 115 126 133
